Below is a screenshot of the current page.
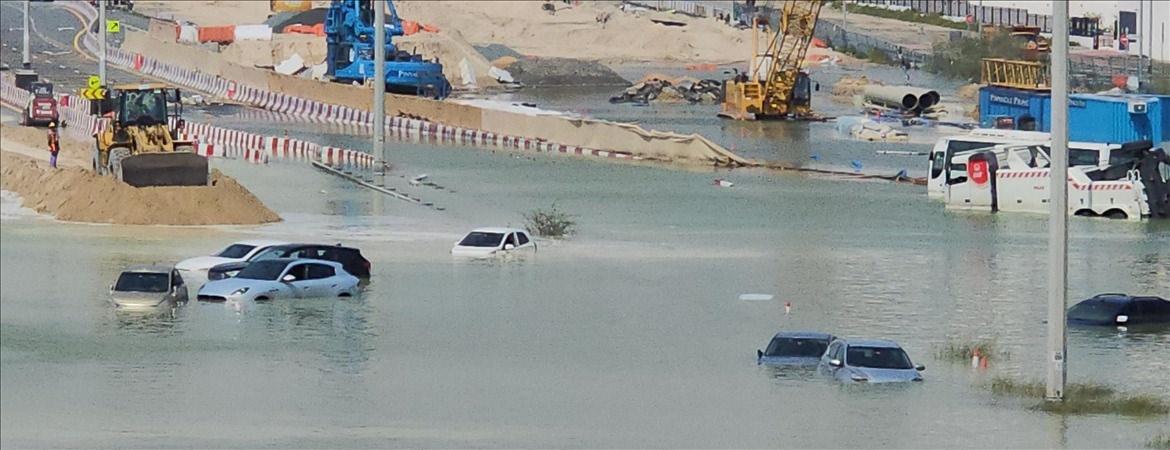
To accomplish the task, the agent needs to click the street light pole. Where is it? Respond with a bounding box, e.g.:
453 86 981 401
22 0 30 68
1045 0 1069 402
373 0 386 186
99 0 107 85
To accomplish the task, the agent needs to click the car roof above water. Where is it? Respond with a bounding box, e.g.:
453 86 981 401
772 331 834 340
469 227 530 235
122 265 173 274
839 338 903 348
233 239 289 247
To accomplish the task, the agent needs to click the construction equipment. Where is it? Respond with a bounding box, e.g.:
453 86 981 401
270 0 313 13
93 83 208 187
981 58 1050 90
719 0 823 120
324 0 451 98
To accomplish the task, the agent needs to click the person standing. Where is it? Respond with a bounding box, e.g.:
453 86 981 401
47 121 60 169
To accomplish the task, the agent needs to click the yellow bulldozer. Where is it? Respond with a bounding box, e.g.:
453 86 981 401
93 83 208 187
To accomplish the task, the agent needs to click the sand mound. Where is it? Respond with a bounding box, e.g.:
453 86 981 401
491 56 519 69
1 152 280 226
832 75 880 97
958 83 981 100
396 29 502 88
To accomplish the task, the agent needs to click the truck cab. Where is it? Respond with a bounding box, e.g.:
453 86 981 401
21 82 58 127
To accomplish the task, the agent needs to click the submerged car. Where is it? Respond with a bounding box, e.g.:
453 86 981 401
175 239 288 273
818 338 924 384
109 266 188 309
207 243 371 281
757 331 836 366
451 227 536 257
1068 293 1170 326
197 258 359 302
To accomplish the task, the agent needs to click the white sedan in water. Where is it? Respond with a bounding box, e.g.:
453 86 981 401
175 239 288 273
196 258 359 302
451 227 536 257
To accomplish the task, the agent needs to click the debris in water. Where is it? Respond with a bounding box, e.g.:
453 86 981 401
713 179 734 188
739 294 773 301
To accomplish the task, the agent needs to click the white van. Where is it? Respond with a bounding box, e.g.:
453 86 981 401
926 129 1127 199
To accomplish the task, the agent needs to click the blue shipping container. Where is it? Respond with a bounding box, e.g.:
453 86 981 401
978 87 1166 145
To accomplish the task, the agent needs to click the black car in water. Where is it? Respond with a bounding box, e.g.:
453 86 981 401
1067 294 1170 326
207 244 371 280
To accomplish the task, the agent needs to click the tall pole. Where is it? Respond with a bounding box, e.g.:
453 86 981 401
1137 0 1143 90
98 0 107 85
1045 0 1069 402
373 0 386 186
842 0 848 50
21 0 30 68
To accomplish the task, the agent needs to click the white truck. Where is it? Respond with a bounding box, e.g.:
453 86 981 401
941 142 1170 220
926 129 1126 200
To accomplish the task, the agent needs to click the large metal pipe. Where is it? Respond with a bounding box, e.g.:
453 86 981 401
862 85 941 111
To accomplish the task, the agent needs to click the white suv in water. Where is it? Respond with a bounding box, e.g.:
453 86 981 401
451 228 536 257
176 239 289 274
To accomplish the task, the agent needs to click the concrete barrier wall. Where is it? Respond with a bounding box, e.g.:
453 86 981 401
119 30 746 165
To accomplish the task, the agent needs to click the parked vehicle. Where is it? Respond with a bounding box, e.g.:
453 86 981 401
175 239 288 273
939 141 1170 220
926 129 1125 200
207 243 371 281
451 228 536 257
196 258 359 302
109 265 188 309
757 331 836 367
20 82 58 127
1068 293 1170 326
818 338 924 384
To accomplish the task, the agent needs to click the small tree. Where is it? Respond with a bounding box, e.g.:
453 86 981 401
523 203 576 238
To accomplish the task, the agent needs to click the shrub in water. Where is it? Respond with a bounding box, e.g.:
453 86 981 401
524 203 576 238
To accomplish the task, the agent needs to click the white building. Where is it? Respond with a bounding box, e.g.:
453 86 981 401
981 0 1168 61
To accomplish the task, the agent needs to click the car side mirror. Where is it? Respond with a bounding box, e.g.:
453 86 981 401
829 359 843 368
916 365 926 371
282 274 296 282
757 349 763 360
504 243 515 250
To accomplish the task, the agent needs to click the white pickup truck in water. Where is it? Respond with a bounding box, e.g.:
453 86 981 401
939 141 1170 220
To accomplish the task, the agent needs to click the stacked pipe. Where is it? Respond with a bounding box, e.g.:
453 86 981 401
862 85 941 113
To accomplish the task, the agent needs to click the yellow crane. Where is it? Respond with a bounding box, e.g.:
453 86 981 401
720 0 824 120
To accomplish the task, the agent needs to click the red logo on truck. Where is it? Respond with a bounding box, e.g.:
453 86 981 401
968 159 990 185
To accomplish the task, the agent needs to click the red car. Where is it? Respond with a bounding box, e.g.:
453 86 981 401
21 83 58 127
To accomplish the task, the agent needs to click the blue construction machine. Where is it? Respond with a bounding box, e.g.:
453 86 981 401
324 0 451 98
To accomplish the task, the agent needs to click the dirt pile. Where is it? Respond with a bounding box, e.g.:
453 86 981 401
223 34 328 68
832 75 881 98
1 127 280 226
397 30 503 88
503 57 628 87
609 75 721 105
957 83 981 100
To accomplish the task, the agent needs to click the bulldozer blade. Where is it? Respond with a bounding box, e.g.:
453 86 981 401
119 153 209 187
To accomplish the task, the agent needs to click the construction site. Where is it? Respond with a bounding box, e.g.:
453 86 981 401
1 1 1168 448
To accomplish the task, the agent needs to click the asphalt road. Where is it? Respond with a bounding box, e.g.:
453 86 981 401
1 1 145 97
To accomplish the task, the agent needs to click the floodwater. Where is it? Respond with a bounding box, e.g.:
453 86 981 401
4 74 1170 447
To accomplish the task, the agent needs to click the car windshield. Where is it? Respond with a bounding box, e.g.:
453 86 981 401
114 272 169 293
216 244 256 258
846 346 914 369
1069 300 1126 321
235 260 288 281
458 232 504 248
765 338 829 357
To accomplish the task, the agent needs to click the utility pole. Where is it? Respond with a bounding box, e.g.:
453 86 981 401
1045 0 1069 402
1137 0 1143 90
373 0 386 186
842 0 848 50
21 0 30 68
99 0 107 85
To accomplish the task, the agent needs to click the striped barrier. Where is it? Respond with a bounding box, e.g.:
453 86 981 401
63 0 643 165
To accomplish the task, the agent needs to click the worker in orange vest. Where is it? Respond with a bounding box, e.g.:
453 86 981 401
47 121 60 169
